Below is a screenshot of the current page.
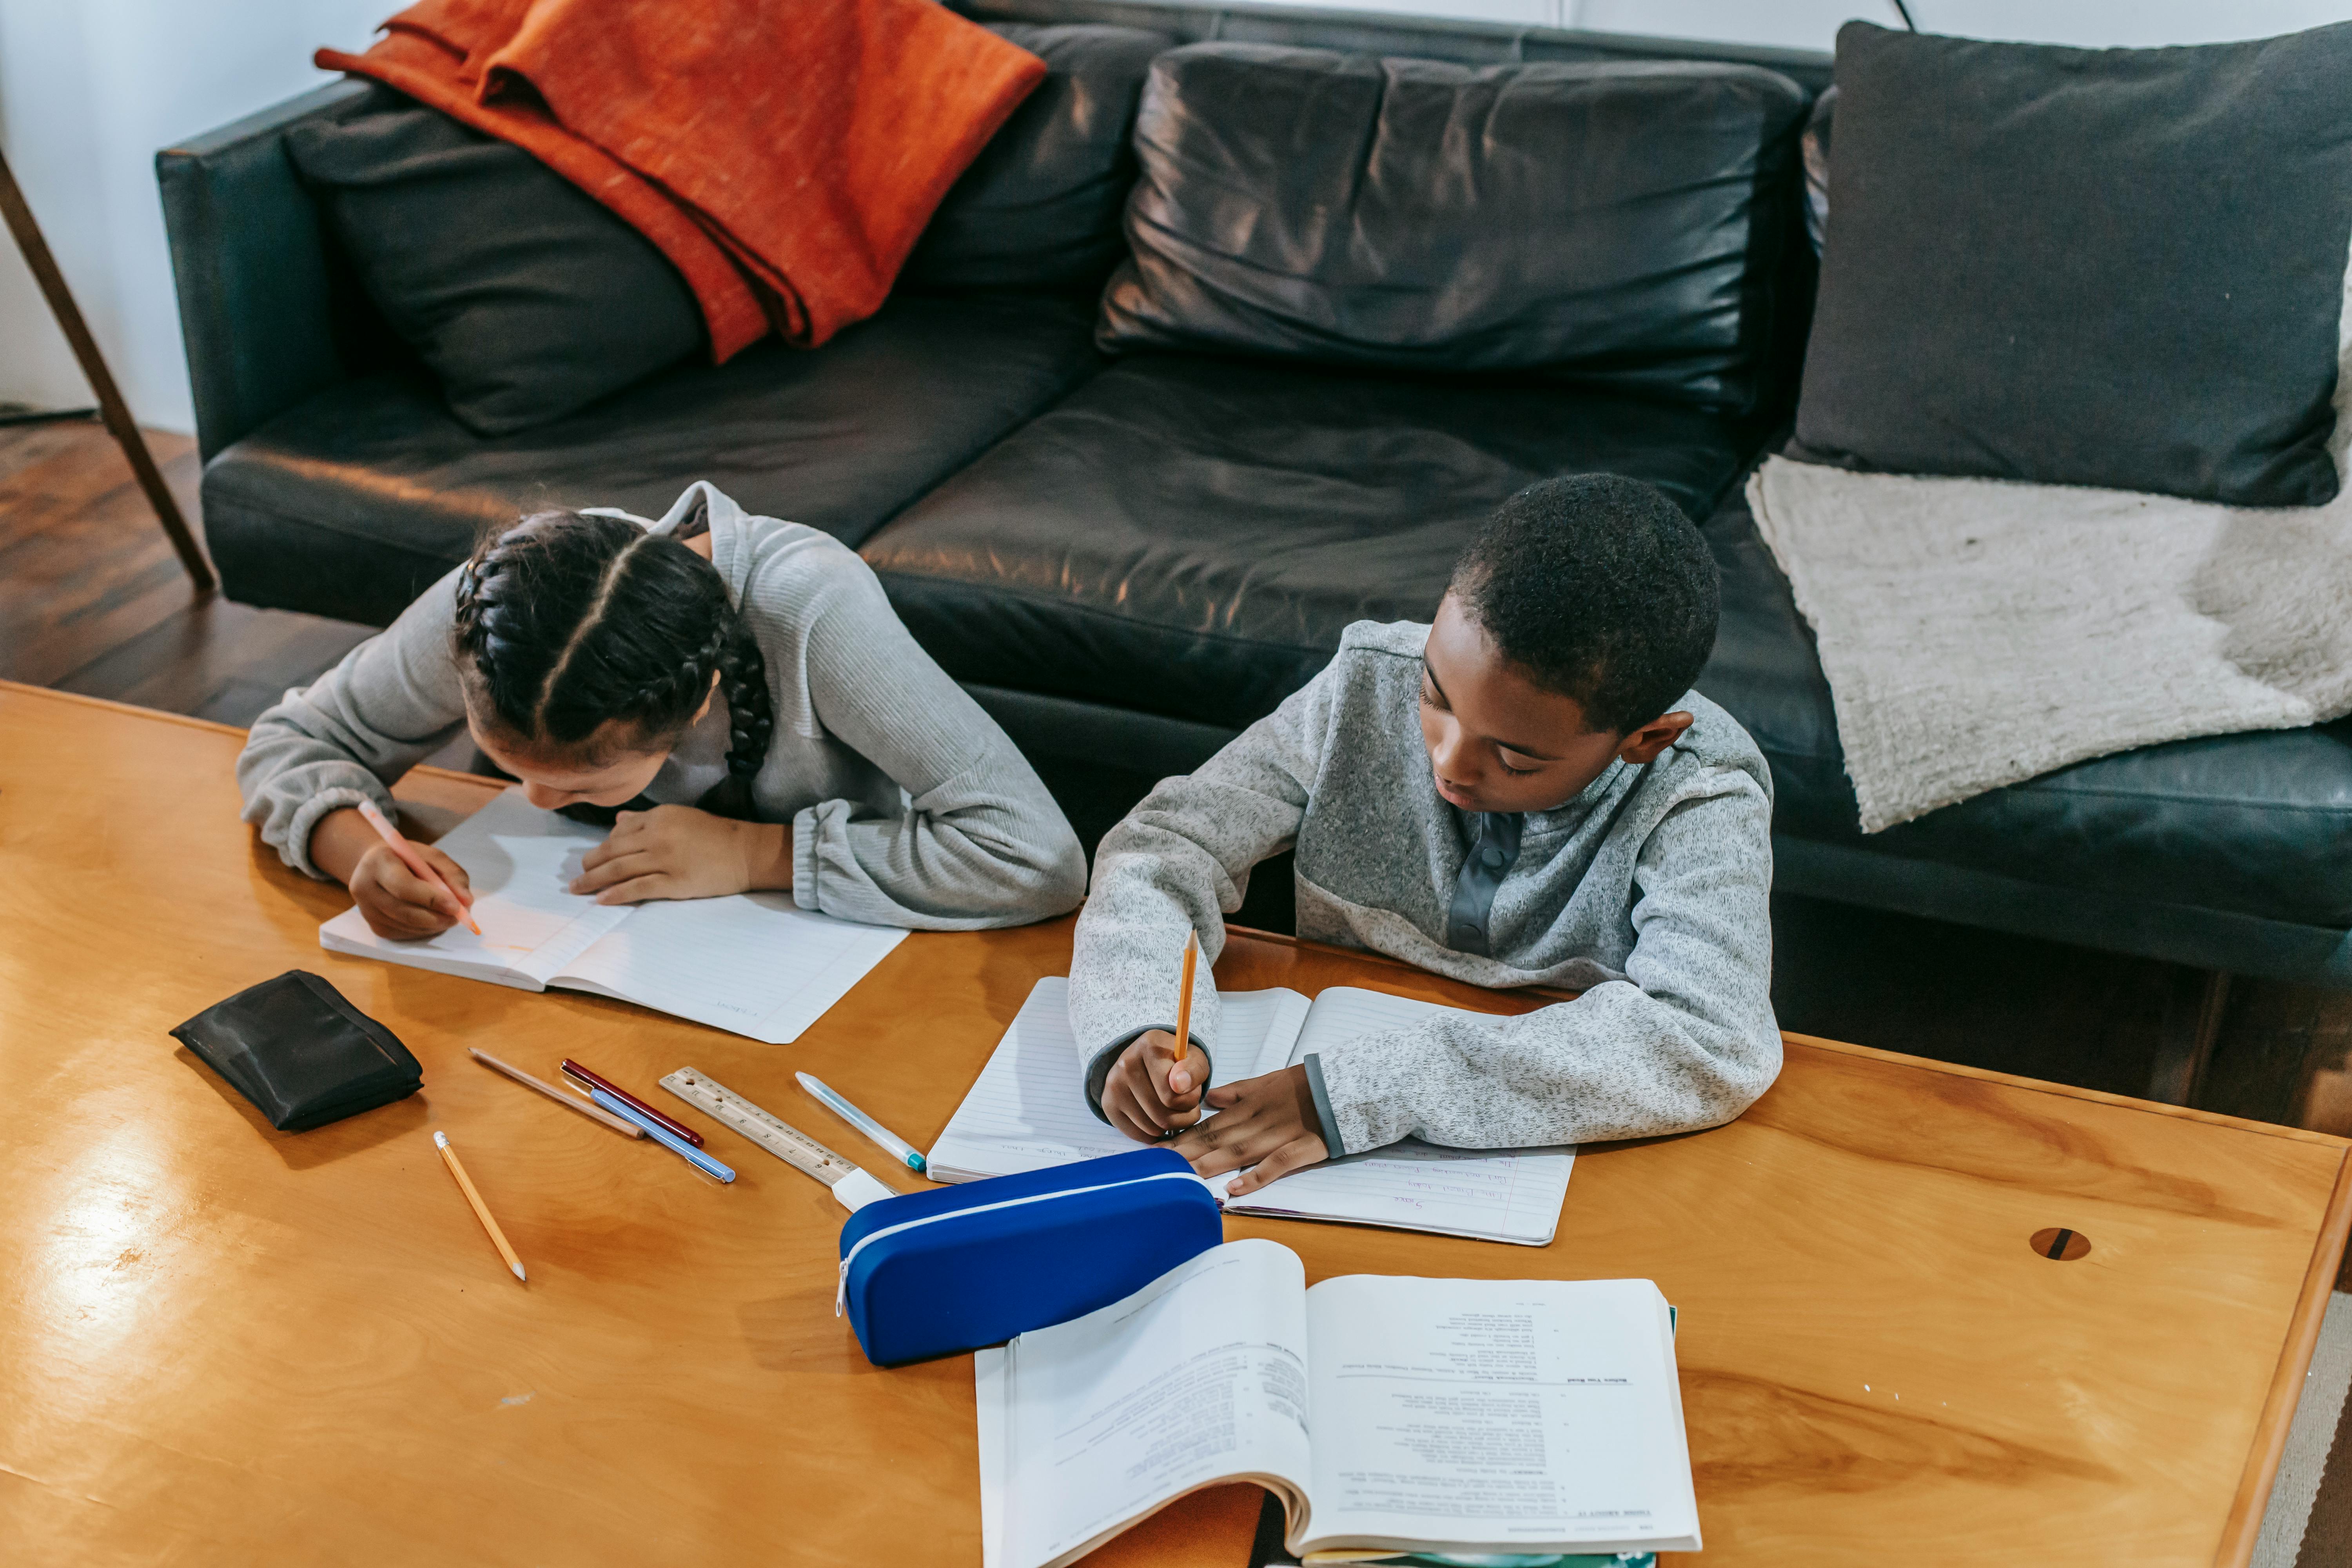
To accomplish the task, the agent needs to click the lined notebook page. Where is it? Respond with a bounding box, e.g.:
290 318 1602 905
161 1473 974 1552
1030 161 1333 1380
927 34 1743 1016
1241 985 1575 1245
1223 1137 1575 1245
318 788 904 1042
555 892 906 1044
930 978 1575 1243
926 978 1310 1181
318 791 629 985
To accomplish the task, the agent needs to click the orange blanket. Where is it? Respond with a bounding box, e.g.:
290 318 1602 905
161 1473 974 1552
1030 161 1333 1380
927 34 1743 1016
319 0 1044 360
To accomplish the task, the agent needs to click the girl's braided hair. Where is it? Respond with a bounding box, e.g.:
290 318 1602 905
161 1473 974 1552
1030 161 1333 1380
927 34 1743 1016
450 510 773 812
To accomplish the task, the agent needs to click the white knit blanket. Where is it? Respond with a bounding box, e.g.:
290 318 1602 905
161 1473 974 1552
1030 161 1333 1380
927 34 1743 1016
1747 261 2352 833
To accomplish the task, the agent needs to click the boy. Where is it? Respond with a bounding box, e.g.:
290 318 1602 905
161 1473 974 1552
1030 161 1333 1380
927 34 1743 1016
1070 474 1777 1196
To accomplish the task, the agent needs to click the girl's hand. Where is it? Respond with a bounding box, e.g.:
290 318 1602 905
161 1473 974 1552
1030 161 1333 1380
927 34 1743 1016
349 840 474 940
570 804 791 905
1102 1029 1207 1143
1170 1065 1328 1196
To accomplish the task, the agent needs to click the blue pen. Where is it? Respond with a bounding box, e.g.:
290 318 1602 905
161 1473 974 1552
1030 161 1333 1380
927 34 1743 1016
797 1073 927 1174
591 1087 736 1183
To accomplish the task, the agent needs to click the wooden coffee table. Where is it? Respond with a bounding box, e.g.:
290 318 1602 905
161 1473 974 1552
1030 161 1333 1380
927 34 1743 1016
2 681 2344 1566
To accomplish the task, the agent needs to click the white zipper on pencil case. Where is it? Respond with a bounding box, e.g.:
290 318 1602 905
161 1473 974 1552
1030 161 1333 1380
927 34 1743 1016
836 1169 1214 1316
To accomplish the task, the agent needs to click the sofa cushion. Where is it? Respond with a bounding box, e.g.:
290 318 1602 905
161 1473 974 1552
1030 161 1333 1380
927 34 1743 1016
901 22 1171 293
1696 476 2352 930
860 352 1758 731
1094 44 1811 414
283 85 704 437
1790 20 2352 508
201 294 1105 627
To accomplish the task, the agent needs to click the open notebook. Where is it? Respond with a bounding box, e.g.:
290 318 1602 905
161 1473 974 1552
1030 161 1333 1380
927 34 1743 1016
318 789 906 1044
929 978 1575 1245
977 1239 1697 1568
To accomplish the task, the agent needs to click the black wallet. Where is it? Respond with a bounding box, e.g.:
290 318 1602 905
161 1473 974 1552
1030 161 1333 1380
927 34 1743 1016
171 969 423 1131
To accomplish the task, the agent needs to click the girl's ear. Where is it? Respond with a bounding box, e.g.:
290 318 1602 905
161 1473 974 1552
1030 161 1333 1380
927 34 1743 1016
692 668 720 724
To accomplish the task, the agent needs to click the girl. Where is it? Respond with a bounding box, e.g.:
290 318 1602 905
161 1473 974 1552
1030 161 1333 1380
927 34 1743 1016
239 481 1086 936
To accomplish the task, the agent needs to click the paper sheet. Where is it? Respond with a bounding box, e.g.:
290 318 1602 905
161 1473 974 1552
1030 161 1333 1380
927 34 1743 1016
925 978 1308 1179
317 791 628 986
1302 1274 1699 1553
994 1240 1312 1568
318 788 904 1042
928 979 1574 1243
556 890 906 1044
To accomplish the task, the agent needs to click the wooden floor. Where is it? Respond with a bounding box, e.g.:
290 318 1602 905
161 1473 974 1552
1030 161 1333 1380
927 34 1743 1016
5 416 2350 1142
0 417 377 720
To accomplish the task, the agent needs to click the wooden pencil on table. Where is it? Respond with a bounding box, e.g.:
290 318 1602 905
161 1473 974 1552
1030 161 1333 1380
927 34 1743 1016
435 1130 526 1284
470 1047 644 1138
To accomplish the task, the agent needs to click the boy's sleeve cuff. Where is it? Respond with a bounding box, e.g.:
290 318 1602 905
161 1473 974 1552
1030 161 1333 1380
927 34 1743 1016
1083 1027 1214 1123
1299 1052 1346 1157
1309 1040 1416 1156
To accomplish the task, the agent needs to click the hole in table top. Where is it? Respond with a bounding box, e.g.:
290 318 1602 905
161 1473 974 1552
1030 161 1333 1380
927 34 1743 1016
2030 1227 2091 1261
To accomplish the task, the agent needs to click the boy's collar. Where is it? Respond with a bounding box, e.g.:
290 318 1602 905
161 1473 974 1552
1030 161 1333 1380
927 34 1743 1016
1523 755 1632 826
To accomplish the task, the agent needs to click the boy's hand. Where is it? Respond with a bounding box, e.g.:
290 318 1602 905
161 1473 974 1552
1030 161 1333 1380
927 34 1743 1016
1171 1064 1328 1196
1102 1029 1207 1143
349 840 473 940
571 804 791 904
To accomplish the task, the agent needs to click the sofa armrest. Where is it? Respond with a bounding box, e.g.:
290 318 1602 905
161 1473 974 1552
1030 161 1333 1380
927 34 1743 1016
158 79 373 461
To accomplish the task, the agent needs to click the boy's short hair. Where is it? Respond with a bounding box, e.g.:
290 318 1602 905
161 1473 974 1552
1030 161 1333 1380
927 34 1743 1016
1449 474 1720 735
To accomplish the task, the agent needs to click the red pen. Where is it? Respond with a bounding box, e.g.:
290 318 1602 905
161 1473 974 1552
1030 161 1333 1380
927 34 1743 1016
560 1060 704 1147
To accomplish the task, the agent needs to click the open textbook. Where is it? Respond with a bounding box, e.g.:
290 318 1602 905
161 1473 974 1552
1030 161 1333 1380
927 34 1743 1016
318 789 906 1044
929 978 1575 1244
977 1239 1697 1568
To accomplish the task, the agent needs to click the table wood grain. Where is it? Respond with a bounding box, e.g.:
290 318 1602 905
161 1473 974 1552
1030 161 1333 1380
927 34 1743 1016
2 681 2345 1567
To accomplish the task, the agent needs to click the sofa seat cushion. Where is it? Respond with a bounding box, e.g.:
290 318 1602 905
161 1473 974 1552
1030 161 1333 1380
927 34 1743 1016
860 351 1757 731
201 294 1105 627
1698 478 2352 930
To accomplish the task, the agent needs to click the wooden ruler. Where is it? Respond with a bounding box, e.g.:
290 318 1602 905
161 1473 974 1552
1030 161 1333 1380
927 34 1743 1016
661 1067 864 1189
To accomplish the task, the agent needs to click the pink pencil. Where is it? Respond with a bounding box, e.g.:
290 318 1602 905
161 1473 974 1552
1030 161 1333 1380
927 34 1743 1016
356 798 481 935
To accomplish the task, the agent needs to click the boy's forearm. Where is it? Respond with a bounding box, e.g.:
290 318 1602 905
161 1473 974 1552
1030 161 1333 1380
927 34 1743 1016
1314 982 1781 1153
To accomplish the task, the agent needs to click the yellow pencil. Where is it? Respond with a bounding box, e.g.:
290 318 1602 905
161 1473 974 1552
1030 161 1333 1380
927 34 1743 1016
434 1130 526 1283
1170 927 1200 1092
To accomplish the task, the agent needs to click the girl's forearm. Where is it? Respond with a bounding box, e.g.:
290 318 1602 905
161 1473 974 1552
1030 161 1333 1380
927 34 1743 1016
741 818 795 893
309 807 376 886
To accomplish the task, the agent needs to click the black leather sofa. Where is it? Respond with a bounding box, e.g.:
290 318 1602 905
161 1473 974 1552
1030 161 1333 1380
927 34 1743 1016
159 0 2351 1004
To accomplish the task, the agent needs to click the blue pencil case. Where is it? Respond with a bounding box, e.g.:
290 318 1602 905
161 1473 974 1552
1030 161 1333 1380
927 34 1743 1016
836 1147 1222 1367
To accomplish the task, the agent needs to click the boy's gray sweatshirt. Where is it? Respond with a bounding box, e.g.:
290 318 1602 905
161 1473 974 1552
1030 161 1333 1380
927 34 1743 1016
1069 619 1780 1154
237 482 1087 930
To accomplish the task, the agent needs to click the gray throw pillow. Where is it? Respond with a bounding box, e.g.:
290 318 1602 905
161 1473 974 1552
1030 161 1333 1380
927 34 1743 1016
286 87 703 437
901 22 1171 293
1094 44 1811 414
1789 21 2352 508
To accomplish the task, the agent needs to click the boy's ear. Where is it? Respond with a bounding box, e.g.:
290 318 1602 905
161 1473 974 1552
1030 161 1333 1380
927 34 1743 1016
1615 710 1694 766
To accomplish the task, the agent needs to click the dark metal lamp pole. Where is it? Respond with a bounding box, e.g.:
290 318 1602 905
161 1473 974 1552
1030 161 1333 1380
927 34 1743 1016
0 145 216 591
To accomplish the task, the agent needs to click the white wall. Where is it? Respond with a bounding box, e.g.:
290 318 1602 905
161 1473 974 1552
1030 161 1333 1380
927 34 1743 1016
5 0 2352 432
0 0 384 430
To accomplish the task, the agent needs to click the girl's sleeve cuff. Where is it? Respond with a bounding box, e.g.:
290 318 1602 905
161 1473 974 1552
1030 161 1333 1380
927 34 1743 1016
277 785 383 880
791 806 819 909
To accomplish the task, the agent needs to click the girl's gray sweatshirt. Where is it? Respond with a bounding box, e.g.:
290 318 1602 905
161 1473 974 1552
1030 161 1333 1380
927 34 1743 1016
236 482 1087 930
1069 619 1780 1154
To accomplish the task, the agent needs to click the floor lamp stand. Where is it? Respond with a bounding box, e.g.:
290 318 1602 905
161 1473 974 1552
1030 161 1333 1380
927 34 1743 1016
0 146 215 591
